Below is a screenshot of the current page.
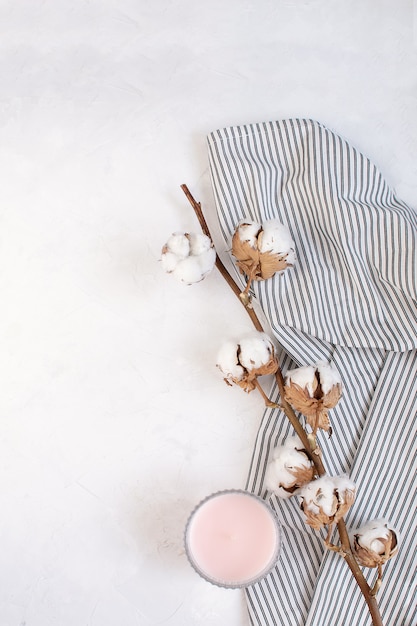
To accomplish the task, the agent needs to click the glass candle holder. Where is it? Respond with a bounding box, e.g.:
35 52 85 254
184 489 282 588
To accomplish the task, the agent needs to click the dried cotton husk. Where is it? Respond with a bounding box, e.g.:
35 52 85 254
217 332 278 393
231 220 295 303
161 232 216 284
300 475 356 530
265 436 315 498
352 520 398 568
285 362 342 435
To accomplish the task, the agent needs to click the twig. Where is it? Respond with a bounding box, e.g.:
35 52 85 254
181 184 383 626
253 379 279 408
371 565 383 597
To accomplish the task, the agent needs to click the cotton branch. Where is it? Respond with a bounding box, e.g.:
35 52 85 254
180 184 383 626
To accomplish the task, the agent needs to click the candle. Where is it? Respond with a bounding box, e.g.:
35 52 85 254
184 490 281 588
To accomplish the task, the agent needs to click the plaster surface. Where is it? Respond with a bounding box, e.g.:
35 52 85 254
0 1 416 624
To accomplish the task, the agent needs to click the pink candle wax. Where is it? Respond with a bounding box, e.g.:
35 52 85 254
185 490 281 588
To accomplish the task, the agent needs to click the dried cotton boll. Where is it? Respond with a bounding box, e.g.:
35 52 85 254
300 474 356 530
161 232 216 284
284 362 342 435
351 519 398 568
301 476 338 518
265 436 315 498
216 331 278 394
231 219 295 305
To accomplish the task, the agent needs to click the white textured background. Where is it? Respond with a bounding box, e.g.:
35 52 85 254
0 1 416 625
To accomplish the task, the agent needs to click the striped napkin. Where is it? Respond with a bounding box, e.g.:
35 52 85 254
207 119 416 626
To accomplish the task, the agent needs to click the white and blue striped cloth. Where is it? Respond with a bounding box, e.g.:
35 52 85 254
207 119 416 626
